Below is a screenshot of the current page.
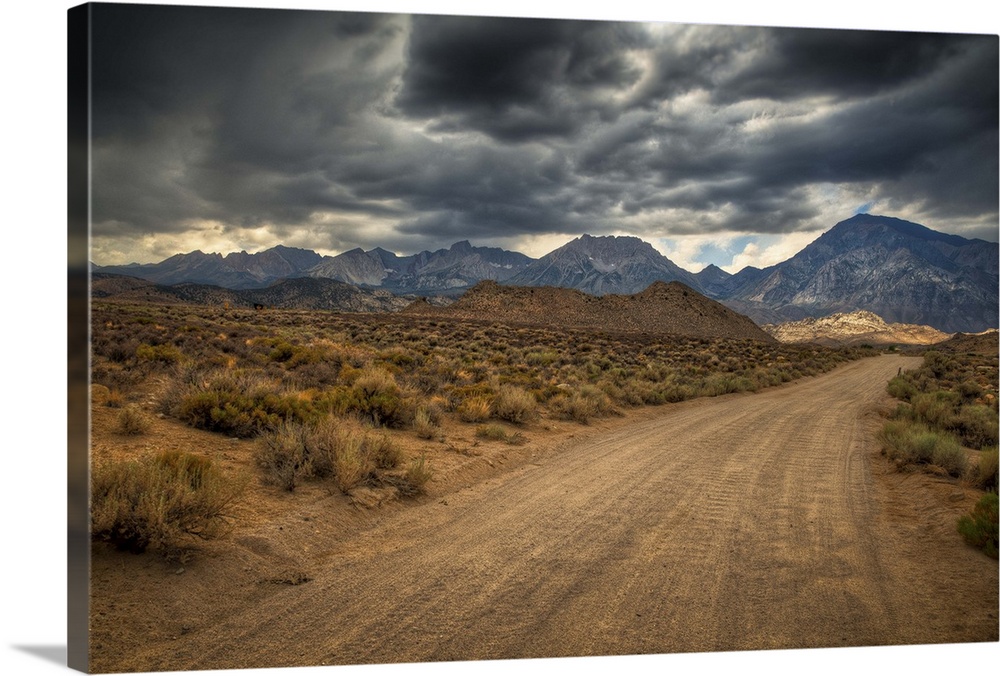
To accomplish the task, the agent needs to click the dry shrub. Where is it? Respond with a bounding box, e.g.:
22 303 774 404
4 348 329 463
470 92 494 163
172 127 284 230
115 404 151 436
970 448 999 492
413 407 440 439
256 416 403 494
105 389 125 408
254 422 311 491
458 395 493 423
549 385 617 424
491 384 538 424
91 450 246 554
398 454 433 496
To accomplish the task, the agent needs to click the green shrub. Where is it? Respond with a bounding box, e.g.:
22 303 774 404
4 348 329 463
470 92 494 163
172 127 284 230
91 451 246 553
135 343 184 365
886 375 918 401
957 492 998 559
176 371 318 437
911 391 959 428
954 405 999 449
879 419 965 475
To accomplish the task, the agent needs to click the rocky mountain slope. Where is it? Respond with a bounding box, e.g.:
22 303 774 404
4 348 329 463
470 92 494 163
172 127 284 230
762 310 951 346
404 280 775 342
305 240 532 293
719 214 998 333
506 234 702 295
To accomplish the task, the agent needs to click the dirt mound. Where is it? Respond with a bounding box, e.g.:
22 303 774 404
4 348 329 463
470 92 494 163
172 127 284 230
404 280 775 342
933 329 999 355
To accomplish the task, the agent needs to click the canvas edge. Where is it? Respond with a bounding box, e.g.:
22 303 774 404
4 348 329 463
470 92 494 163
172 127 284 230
68 2 92 673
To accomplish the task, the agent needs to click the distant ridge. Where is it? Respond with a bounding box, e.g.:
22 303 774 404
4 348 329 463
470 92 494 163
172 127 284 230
90 272 416 313
404 280 775 342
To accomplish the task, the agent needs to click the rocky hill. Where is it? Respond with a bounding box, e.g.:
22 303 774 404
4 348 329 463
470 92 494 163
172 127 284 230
506 234 702 296
932 329 1000 356
405 280 775 342
718 214 998 333
762 310 950 346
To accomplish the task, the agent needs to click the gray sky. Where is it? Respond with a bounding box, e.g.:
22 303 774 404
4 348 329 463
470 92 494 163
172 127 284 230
87 1 999 272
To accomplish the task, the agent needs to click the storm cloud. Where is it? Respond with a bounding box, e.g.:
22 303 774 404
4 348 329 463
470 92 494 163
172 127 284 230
87 3 999 269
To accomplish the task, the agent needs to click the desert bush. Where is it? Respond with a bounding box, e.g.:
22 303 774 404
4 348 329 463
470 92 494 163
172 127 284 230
930 439 968 478
254 422 311 491
886 375 918 401
458 395 493 423
398 454 432 496
176 370 317 438
340 367 414 428
911 391 959 429
549 385 616 424
91 450 246 553
969 448 999 492
105 389 125 408
295 415 403 493
135 342 184 365
879 419 966 475
491 384 538 424
953 405 999 449
413 407 440 440
957 492 998 559
115 405 151 436
331 429 371 493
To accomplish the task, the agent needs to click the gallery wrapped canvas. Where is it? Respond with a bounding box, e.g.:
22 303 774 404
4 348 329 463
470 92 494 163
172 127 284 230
65 2 998 675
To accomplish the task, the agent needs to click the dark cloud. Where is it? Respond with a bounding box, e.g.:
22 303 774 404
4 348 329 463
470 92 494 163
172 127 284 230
396 15 648 141
714 28 974 103
87 4 998 265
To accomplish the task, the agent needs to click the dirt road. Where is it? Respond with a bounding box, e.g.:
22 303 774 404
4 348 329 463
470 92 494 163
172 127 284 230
117 355 998 670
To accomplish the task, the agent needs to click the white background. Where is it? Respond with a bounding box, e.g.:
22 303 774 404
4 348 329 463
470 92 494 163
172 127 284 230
2 1 997 675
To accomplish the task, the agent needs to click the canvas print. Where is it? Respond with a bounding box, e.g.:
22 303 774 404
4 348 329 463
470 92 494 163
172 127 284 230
69 2 999 673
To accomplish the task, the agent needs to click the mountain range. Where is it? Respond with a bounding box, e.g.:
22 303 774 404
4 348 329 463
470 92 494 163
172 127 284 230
92 214 999 333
